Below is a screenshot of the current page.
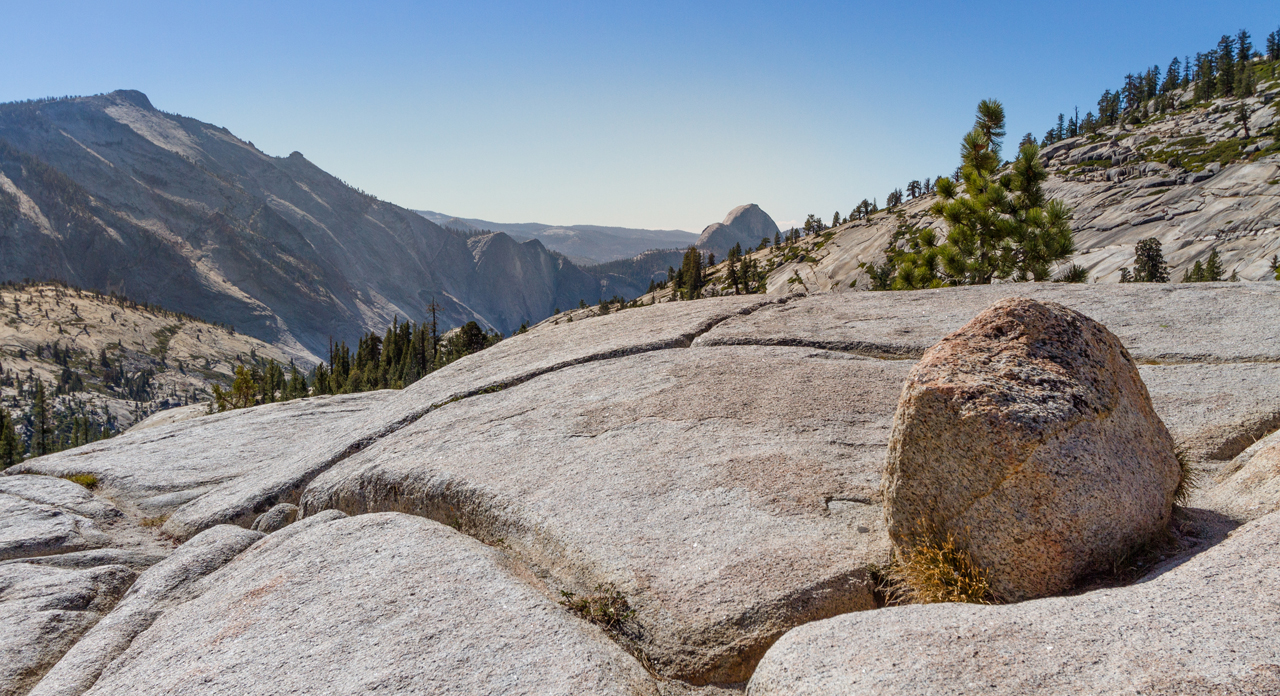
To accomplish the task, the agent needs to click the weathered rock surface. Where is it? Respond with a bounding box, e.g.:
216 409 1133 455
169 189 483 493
883 298 1181 601
1205 428 1280 522
0 563 135 696
0 476 119 562
302 344 901 683
1 550 166 573
697 282 1280 364
11 391 394 525
30 525 262 696
124 404 209 433
249 503 298 533
747 509 1280 696
1138 362 1280 464
700 283 1280 468
81 513 661 696
5 282 1279 692
15 295 783 542
0 477 122 523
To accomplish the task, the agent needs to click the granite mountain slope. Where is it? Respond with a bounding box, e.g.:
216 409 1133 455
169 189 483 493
690 83 1280 296
0 282 294 441
0 91 623 359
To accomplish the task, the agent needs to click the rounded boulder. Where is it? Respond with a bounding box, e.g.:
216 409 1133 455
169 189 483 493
883 298 1181 601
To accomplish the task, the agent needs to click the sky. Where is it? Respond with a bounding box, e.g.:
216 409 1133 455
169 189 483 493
2 1 1275 232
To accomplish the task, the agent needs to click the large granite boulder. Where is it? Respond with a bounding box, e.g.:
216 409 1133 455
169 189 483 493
747 509 1280 696
78 513 662 696
883 298 1182 601
0 562 135 696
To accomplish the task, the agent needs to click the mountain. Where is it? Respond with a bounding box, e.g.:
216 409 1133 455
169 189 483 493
416 210 698 265
694 204 782 258
0 91 616 360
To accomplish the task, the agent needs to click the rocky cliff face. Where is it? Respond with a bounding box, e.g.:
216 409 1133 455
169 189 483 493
694 203 781 258
0 91 614 360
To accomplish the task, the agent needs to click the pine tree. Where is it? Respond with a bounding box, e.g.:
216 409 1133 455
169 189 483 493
678 246 704 300
1203 249 1224 281
884 100 1073 287
32 381 49 456
1162 58 1182 94
0 406 21 469
1237 103 1251 138
1236 29 1252 64
1132 238 1169 282
1217 35 1237 96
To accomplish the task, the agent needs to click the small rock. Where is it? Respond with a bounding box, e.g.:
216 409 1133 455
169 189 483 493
883 298 1182 601
250 503 298 533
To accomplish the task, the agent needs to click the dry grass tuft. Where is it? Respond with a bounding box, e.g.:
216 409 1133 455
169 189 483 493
558 583 636 631
62 473 99 490
1173 447 1201 507
885 528 995 605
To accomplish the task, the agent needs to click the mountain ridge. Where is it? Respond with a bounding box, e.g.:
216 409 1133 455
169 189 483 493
0 91 623 359
416 209 698 265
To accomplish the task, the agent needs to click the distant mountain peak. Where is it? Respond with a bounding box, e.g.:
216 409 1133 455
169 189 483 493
106 89 154 110
695 204 781 257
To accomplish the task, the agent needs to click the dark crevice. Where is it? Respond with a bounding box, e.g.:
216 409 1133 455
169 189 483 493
691 335 924 360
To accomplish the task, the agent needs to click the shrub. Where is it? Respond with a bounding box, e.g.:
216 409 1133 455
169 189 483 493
886 527 995 605
63 473 98 490
558 584 635 631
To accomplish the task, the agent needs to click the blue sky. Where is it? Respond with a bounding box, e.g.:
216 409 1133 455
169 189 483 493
2 1 1275 231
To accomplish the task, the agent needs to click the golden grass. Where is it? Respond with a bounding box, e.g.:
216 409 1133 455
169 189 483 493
62 473 99 490
558 584 636 631
886 528 995 605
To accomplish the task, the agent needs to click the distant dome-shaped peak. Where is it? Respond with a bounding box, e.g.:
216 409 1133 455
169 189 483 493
695 204 781 257
723 203 765 223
